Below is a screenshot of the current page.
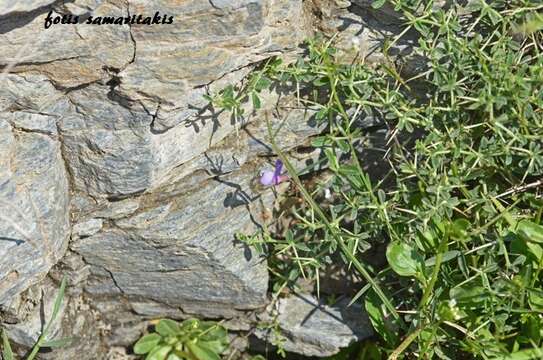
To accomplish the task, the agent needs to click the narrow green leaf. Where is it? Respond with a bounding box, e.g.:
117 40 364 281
48 276 67 331
425 250 460 266
364 290 397 347
1 329 14 360
450 286 487 305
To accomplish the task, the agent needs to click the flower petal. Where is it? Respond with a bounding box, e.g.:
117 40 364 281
260 171 275 186
273 159 283 178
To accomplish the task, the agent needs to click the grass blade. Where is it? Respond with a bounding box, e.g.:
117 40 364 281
1 329 14 360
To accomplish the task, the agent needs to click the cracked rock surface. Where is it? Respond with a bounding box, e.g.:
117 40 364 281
0 75 70 310
0 0 393 357
255 293 374 357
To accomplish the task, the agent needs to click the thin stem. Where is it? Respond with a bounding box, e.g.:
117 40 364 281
388 326 423 360
266 116 404 327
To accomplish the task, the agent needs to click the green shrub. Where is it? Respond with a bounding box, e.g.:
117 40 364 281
133 319 229 360
209 0 543 358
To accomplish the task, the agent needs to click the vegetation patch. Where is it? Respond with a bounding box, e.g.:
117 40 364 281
211 0 543 358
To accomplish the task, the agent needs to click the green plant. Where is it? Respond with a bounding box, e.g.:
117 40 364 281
133 319 229 360
255 317 288 358
1 277 72 360
203 58 277 141
207 0 543 358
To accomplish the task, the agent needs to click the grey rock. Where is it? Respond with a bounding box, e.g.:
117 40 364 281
72 218 103 238
105 314 147 348
7 112 58 135
4 279 66 348
58 84 153 197
72 165 272 319
92 199 140 220
8 278 105 360
58 83 269 198
129 301 185 319
66 101 323 323
51 251 91 286
0 74 62 112
255 293 374 357
0 89 70 308
106 347 138 360
155 99 324 187
0 2 133 88
118 0 306 129
57 0 104 15
1 0 306 128
0 0 56 16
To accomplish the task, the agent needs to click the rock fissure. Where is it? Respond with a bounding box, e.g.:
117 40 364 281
124 0 136 66
1 55 83 69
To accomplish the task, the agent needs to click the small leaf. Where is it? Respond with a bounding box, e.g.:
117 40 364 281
425 250 460 267
311 136 327 147
377 189 386 204
222 85 234 100
156 319 180 337
518 220 543 243
167 353 183 360
371 0 387 9
521 314 541 344
199 323 227 341
324 148 339 172
255 77 271 91
2 329 14 360
502 347 543 360
528 290 543 311
511 235 543 265
187 341 221 360
450 219 470 241
198 339 228 354
450 286 487 305
146 345 173 360
181 319 200 331
41 337 76 348
251 93 261 110
386 242 424 277
134 333 162 354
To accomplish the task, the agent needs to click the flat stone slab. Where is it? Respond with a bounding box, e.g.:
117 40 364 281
256 293 374 357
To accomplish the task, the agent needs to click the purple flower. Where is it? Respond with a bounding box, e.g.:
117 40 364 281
260 159 289 186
